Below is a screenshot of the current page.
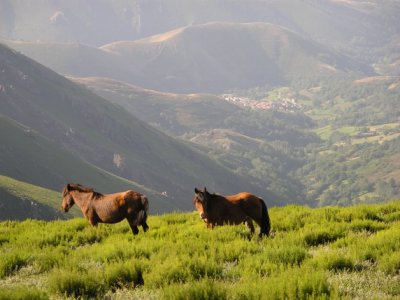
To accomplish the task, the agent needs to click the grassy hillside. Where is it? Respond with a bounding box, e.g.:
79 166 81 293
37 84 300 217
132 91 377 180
0 201 399 299
0 175 79 219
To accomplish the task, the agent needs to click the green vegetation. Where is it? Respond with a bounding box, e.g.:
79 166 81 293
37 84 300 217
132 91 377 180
1 201 399 299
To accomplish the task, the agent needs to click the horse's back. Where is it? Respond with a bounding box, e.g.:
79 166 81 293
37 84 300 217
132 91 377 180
226 192 263 220
226 192 261 204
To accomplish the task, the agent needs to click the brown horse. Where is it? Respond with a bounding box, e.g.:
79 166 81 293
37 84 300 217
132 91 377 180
61 184 149 235
193 187 270 237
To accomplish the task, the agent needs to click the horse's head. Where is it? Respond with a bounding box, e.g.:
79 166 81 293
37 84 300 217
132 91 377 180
193 187 212 221
61 184 75 212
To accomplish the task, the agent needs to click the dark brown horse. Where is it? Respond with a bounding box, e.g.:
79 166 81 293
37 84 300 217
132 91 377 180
61 184 149 235
193 187 270 237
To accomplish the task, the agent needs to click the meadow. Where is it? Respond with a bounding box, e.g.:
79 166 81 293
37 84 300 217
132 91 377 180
0 201 400 299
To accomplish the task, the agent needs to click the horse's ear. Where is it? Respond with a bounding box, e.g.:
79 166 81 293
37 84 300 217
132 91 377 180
194 187 199 193
204 187 208 193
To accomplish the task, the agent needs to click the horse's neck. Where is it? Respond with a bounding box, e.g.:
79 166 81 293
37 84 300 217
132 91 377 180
72 191 93 212
209 194 225 210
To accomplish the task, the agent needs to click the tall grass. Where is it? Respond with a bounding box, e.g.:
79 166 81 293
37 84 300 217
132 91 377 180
0 287 48 300
0 201 399 299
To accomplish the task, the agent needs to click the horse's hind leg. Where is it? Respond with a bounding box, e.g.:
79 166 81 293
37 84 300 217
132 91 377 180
142 221 149 232
127 218 139 235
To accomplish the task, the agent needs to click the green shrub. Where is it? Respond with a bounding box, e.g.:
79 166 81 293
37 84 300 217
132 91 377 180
0 287 48 300
0 253 28 278
383 210 400 222
33 247 65 272
0 236 8 246
146 262 189 288
162 280 227 300
229 268 333 300
304 229 343 246
311 252 354 271
186 258 223 280
338 205 387 223
379 251 400 275
272 206 310 231
104 261 144 290
349 220 387 233
266 246 308 266
74 230 102 246
366 226 400 255
48 269 103 299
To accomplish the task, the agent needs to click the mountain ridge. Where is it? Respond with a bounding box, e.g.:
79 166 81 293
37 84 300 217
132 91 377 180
3 21 373 93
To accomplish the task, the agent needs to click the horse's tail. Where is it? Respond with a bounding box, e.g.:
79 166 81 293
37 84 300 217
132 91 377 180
141 195 149 214
259 198 271 237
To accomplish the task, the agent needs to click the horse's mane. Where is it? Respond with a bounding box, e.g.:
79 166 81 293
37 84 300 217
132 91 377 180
209 192 225 201
63 183 103 198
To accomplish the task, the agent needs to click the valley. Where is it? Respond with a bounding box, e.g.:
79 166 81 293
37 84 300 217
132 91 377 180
0 0 399 217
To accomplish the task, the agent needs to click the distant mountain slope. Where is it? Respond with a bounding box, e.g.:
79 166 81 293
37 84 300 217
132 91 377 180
3 22 372 93
1 0 397 50
0 43 278 211
102 22 372 93
0 0 141 46
71 76 240 135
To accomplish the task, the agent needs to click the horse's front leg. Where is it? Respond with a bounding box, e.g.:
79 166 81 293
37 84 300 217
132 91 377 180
245 218 255 235
88 216 98 227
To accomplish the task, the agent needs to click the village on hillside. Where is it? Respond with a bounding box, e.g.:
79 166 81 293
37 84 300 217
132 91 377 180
221 94 301 112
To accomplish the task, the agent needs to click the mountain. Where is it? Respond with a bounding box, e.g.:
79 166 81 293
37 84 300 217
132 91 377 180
3 22 372 93
101 21 372 93
0 43 280 214
0 113 175 214
1 0 398 51
70 76 240 136
0 0 141 46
